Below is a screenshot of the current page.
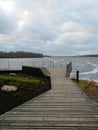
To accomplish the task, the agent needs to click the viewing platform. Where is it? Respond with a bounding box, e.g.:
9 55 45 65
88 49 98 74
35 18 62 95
0 67 98 129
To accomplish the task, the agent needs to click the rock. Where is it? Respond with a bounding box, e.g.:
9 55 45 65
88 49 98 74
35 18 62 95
1 85 17 92
9 73 17 76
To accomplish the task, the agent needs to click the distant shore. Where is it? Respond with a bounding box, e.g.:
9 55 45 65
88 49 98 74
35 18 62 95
77 54 98 57
0 51 44 58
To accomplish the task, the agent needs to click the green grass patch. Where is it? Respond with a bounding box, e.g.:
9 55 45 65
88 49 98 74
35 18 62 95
0 74 40 84
0 74 44 89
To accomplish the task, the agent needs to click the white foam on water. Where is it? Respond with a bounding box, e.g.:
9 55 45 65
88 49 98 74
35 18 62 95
80 66 98 75
70 61 98 82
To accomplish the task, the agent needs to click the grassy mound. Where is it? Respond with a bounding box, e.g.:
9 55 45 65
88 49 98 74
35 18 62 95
72 79 98 104
0 73 50 115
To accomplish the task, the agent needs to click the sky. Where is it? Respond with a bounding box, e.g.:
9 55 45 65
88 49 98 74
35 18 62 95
0 0 98 56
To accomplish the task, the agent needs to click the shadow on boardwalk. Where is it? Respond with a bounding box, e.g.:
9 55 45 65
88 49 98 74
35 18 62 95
0 67 98 130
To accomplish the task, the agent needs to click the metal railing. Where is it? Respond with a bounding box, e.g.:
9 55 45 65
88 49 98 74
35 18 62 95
66 62 72 77
0 60 72 77
0 60 67 70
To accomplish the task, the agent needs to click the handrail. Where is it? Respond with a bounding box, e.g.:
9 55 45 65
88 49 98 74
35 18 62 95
66 62 72 77
0 60 65 70
0 60 72 71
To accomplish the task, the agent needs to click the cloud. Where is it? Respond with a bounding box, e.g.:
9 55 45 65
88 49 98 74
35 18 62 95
0 0 98 55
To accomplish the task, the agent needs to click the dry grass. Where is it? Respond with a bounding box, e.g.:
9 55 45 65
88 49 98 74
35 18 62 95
72 79 98 103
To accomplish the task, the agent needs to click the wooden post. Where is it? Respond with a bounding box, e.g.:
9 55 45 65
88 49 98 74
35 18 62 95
76 71 79 82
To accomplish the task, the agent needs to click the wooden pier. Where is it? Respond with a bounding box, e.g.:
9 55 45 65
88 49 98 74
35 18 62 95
0 67 98 129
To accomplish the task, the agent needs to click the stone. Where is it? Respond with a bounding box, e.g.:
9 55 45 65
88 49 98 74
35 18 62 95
1 85 17 92
9 73 17 76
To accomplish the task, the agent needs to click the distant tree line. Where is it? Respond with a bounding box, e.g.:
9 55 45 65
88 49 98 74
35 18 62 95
0 51 43 58
79 54 98 57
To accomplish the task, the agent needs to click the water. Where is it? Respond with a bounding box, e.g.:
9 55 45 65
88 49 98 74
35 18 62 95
0 56 98 82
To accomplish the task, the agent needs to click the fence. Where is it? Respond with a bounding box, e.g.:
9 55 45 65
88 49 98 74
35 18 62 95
0 60 67 70
0 60 73 77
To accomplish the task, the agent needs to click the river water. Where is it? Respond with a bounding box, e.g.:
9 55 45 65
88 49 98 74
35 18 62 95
0 56 98 82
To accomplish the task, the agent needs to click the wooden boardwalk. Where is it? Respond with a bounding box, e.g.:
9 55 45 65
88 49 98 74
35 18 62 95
0 67 98 129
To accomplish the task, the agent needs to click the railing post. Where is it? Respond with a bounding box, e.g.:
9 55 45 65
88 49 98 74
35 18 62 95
43 61 45 67
33 62 34 67
50 61 51 68
53 61 54 68
8 61 10 70
76 71 79 82
21 61 23 70
60 60 62 67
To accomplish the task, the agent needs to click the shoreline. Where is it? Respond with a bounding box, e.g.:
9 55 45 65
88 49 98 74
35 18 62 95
72 79 98 104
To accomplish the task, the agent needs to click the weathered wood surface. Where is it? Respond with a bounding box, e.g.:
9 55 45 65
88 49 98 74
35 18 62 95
0 67 98 130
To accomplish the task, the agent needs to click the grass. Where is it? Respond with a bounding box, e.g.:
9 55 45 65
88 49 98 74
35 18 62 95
0 73 51 115
0 74 40 84
72 79 98 103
